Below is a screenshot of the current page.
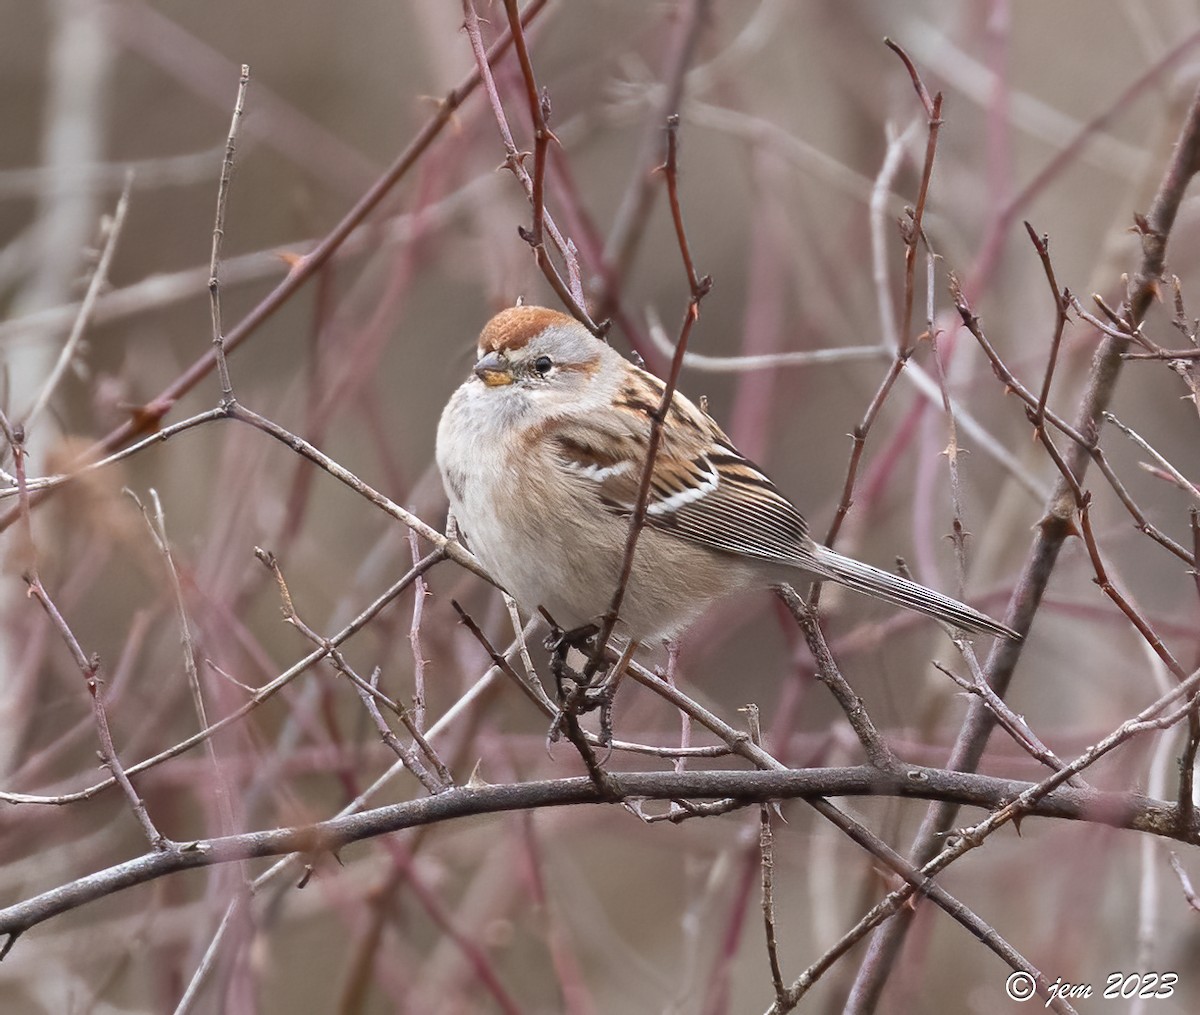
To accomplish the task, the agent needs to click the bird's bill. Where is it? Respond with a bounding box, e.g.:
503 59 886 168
473 351 513 387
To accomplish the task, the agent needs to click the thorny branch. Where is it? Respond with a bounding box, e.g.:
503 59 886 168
7 13 1200 1013
847 79 1200 1013
0 0 552 535
585 115 712 680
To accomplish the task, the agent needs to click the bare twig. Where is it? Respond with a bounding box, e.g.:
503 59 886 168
24 573 169 851
133 489 238 836
775 586 897 771
25 175 132 428
461 0 599 333
923 242 970 593
933 655 1071 777
884 38 942 357
1104 411 1200 503
0 0 551 535
1169 852 1200 912
2 762 1194 962
597 0 711 318
501 0 550 249
209 64 248 406
1025 222 1071 426
407 528 430 732
748 705 786 1002
1 547 446 807
959 284 1197 568
846 68 1200 1015
256 548 452 794
586 115 712 679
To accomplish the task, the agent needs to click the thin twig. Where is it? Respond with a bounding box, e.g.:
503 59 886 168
1025 222 1071 426
775 586 897 771
134 489 238 836
451 600 556 716
2 547 447 807
885 38 943 357
255 548 451 794
25 175 132 428
1169 852 1200 912
748 705 786 1002
209 64 249 406
1104 411 1200 503
501 0 550 250
407 528 430 732
1077 497 1188 681
923 241 970 594
934 655 1072 778
461 0 600 333
0 0 551 535
586 114 712 680
24 574 169 851
597 0 711 319
952 279 1197 568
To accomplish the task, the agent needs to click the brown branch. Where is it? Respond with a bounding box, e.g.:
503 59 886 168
451 600 555 717
2 544 445 807
1 763 1193 960
407 529 431 733
1077 497 1188 681
885 38 942 357
586 115 712 679
596 0 711 319
751 702 786 1004
845 71 1200 1015
1025 222 1070 426
133 489 239 838
208 63 248 407
461 0 601 333
0 0 551 535
922 242 970 592
256 548 452 795
773 799 1080 1015
621 657 1063 1009
24 573 169 852
501 0 550 250
774 586 897 771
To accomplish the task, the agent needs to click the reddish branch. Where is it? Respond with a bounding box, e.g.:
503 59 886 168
586 115 713 679
0 0 551 535
847 81 1200 1013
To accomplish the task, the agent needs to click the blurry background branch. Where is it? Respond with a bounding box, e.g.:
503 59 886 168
3 3 1200 1014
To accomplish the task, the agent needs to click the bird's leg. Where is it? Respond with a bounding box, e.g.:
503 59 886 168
542 617 601 746
541 619 636 750
590 639 639 746
542 620 599 703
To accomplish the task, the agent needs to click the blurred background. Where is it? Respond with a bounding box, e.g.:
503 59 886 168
3 1 1200 1012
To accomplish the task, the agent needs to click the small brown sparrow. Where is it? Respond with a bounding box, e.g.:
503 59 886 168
436 306 1017 643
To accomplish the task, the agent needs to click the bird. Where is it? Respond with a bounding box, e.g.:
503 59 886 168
436 305 1018 644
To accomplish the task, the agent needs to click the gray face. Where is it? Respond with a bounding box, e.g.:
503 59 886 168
467 323 607 424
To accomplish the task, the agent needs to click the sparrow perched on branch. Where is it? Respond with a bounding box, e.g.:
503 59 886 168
436 306 1017 643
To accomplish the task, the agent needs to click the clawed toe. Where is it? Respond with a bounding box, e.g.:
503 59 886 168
542 620 600 655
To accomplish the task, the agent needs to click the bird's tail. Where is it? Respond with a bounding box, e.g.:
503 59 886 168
808 545 1019 640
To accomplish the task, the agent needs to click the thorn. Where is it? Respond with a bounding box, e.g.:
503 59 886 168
466 760 489 788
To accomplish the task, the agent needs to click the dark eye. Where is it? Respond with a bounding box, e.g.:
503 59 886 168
533 355 553 376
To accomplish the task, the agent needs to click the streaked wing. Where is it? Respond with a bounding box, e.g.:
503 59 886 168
660 439 812 565
547 377 815 569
